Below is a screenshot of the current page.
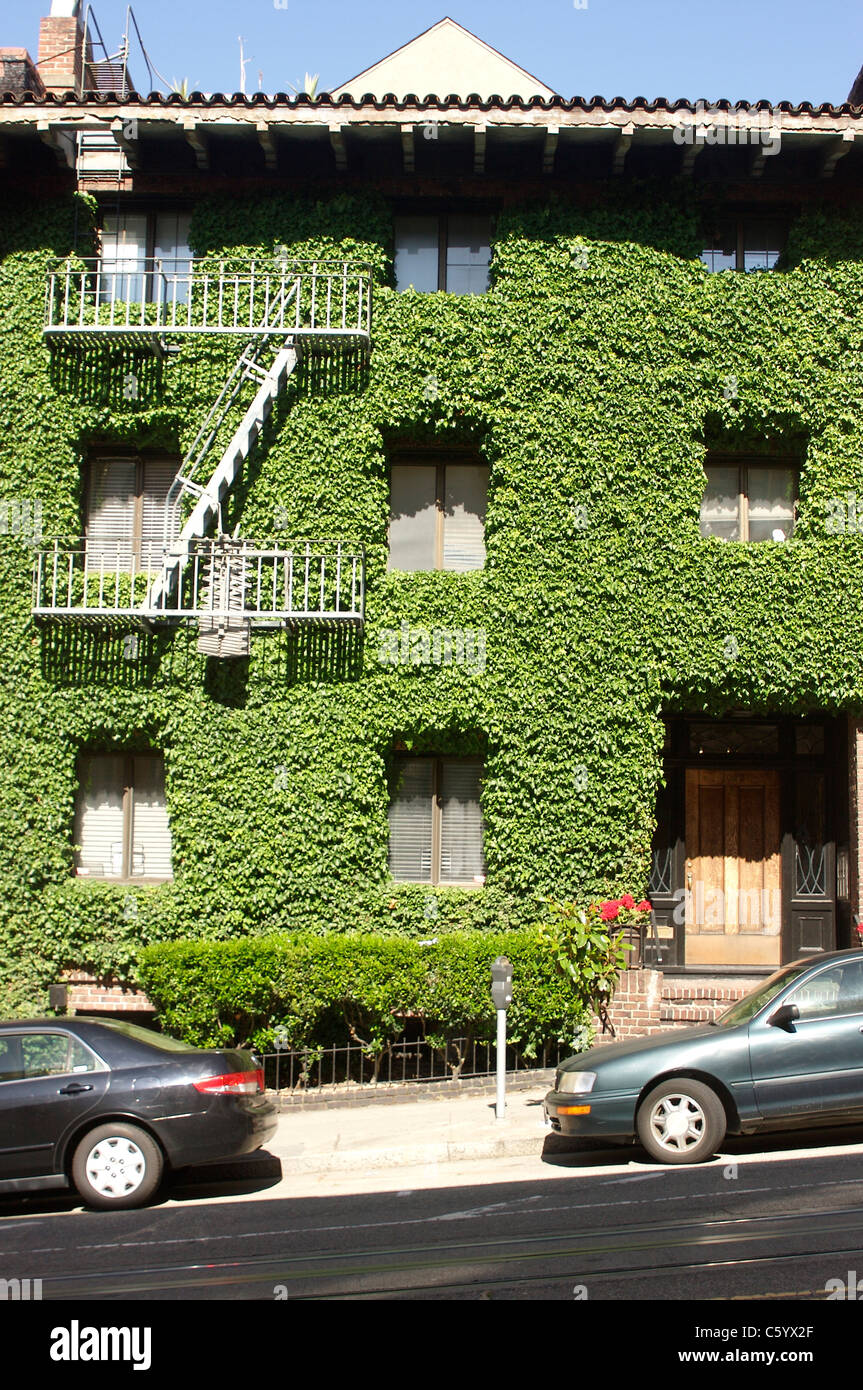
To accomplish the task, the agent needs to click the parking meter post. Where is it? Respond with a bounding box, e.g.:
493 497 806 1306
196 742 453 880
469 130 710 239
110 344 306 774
496 1006 506 1120
490 956 513 1121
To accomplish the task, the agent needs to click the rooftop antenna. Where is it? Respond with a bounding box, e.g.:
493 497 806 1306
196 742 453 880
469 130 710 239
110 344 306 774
238 35 249 95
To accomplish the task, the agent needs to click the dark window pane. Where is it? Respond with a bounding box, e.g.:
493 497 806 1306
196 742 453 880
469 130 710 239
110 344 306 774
439 760 485 882
700 465 740 539
795 725 825 757
747 466 795 541
445 215 491 294
690 723 779 756
388 759 434 881
743 219 785 272
394 216 439 292
700 221 736 272
443 465 488 570
388 465 438 570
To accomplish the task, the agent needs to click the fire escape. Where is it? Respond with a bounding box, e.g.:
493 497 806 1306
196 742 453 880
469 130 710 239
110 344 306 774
34 258 372 656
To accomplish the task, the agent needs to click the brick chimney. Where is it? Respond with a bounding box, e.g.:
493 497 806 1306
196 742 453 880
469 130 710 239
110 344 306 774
37 0 84 95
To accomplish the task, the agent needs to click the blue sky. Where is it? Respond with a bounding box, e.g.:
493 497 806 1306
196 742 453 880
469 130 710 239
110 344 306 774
4 0 861 106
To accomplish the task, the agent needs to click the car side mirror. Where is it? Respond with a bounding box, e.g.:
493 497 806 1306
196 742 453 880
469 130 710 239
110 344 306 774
768 1003 800 1031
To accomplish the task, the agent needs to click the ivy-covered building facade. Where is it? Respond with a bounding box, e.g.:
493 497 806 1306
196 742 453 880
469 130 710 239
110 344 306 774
2 9 863 1024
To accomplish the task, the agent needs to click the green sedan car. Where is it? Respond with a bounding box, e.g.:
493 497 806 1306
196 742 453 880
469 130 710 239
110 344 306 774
545 948 863 1163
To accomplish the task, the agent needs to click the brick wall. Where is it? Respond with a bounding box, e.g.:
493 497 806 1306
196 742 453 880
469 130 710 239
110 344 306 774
37 15 83 94
590 970 759 1043
62 970 154 1015
0 49 45 97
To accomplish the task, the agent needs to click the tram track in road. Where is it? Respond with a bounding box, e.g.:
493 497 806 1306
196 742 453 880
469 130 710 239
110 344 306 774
32 1201 863 1301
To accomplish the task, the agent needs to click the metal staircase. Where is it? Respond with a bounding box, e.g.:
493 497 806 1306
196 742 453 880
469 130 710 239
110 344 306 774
36 259 371 644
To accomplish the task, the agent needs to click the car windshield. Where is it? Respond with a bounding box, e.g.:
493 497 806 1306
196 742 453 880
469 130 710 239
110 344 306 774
713 962 812 1028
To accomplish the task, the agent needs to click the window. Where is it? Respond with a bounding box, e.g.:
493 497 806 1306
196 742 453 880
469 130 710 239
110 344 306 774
75 753 173 881
389 456 488 571
394 213 491 293
0 1033 103 1084
700 217 786 272
86 455 178 568
699 459 796 542
388 756 485 885
786 961 863 1020
99 209 192 303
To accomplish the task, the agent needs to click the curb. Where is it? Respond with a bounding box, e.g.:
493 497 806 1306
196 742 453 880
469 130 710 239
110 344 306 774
276 1131 549 1174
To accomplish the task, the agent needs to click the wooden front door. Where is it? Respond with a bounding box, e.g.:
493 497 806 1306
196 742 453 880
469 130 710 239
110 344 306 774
684 769 782 967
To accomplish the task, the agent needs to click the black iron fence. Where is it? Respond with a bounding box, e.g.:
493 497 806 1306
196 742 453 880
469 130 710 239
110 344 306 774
260 1036 568 1102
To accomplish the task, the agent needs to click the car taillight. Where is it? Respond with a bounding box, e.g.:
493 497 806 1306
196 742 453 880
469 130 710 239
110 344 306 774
194 1070 264 1096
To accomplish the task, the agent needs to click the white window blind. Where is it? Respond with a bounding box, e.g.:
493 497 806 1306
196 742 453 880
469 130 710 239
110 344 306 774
87 459 137 567
394 216 439 292
388 759 434 881
75 754 126 878
140 458 179 558
129 755 173 879
75 754 172 880
443 465 488 570
439 760 485 882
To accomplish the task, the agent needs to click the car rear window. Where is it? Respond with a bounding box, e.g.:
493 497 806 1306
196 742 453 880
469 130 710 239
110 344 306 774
86 1020 192 1052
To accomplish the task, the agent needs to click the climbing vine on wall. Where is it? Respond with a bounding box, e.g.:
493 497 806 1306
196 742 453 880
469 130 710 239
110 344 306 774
2 182 863 1012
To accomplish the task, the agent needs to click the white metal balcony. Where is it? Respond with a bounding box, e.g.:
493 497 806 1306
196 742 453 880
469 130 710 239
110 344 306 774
32 538 365 629
44 259 373 352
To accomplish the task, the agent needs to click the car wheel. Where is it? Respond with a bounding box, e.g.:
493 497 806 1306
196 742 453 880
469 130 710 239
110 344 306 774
71 1123 164 1210
636 1079 726 1164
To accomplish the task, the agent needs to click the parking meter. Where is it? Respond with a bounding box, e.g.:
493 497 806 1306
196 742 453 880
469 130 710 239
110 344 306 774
491 956 513 1118
491 955 513 1011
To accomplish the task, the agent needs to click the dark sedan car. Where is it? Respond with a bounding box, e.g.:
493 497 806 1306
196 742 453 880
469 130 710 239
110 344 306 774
0 1017 277 1208
545 948 863 1164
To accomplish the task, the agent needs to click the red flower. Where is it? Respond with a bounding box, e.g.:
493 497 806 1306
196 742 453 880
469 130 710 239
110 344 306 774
620 894 635 909
636 900 651 913
600 901 620 921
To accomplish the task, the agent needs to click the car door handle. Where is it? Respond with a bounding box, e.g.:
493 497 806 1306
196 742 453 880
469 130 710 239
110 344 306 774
58 1082 93 1095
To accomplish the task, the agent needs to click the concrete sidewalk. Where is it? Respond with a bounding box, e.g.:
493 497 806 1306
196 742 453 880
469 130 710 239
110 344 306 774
264 1076 555 1175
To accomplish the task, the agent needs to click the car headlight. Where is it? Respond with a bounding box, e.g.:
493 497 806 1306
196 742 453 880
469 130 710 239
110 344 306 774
558 1070 597 1095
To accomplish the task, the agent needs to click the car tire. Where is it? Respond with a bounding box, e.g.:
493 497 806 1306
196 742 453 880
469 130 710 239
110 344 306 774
636 1078 726 1165
71 1123 164 1210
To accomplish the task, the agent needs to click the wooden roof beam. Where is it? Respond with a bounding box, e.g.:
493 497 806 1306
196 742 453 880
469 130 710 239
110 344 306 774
401 124 415 173
257 121 277 171
612 121 635 175
543 125 559 174
473 122 486 175
820 129 855 178
182 118 209 170
36 120 76 168
329 123 347 172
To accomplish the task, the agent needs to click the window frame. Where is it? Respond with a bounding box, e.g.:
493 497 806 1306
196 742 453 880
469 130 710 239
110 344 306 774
388 450 488 572
97 205 193 301
699 455 798 543
85 449 179 563
388 753 486 887
74 751 173 884
699 214 788 273
393 210 494 293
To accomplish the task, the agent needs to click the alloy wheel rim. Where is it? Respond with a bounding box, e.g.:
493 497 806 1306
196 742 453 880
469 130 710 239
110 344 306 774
85 1136 147 1197
649 1094 706 1152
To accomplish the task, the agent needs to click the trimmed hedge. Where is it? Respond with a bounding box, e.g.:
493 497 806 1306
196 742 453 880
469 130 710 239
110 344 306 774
136 930 595 1057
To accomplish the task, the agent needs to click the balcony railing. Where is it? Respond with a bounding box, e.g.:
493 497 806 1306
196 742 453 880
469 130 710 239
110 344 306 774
32 538 365 626
44 259 373 345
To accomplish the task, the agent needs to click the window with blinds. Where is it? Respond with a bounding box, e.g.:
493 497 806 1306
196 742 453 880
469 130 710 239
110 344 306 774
388 756 485 885
388 457 488 572
86 455 179 569
74 753 173 881
100 209 193 303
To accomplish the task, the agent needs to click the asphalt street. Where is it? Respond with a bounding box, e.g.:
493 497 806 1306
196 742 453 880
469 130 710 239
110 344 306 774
5 1127 863 1302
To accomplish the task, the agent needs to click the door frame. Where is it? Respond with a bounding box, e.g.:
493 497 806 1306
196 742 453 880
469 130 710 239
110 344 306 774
648 715 842 973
